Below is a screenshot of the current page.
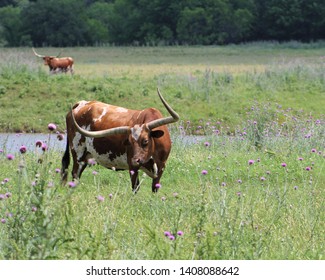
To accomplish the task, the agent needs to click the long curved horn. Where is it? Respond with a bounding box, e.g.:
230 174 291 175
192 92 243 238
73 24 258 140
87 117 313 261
71 108 130 138
32 48 45 58
55 49 62 58
147 89 180 130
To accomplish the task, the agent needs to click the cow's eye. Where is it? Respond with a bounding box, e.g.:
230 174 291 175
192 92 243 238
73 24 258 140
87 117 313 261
142 139 149 146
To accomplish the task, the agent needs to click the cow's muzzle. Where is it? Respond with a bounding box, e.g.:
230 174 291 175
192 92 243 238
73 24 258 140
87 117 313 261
132 158 144 166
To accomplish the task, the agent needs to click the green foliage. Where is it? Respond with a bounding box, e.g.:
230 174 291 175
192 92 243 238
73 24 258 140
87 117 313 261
0 5 30 46
1 0 325 46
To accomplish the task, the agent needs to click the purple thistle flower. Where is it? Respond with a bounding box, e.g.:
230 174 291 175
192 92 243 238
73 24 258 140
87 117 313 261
201 170 208 175
0 194 5 200
281 162 287 167
236 191 241 197
41 143 48 151
221 182 226 187
294 186 298 190
155 183 161 189
48 123 57 131
260 176 266 181
164 231 171 237
6 154 14 160
57 134 64 141
204 141 210 147
311 149 317 153
55 168 61 173
35 140 43 147
177 231 184 236
248 159 254 165
68 181 77 188
109 193 113 199
92 171 98 175
169 235 175 241
130 170 135 175
2 178 9 184
305 166 311 171
31 206 37 212
87 158 97 166
1 218 6 224
96 195 104 202
298 157 303 161
19 145 27 154
237 179 242 184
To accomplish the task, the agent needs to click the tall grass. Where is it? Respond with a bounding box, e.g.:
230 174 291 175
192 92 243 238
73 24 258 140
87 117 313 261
0 103 324 259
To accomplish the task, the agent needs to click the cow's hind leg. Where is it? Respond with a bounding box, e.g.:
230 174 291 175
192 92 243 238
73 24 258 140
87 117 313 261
61 139 70 185
71 161 87 182
70 150 89 183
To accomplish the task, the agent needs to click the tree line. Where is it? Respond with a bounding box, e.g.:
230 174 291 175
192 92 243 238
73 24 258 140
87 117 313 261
0 0 324 47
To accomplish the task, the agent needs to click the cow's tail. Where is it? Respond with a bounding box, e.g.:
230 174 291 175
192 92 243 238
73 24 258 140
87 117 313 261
61 135 70 184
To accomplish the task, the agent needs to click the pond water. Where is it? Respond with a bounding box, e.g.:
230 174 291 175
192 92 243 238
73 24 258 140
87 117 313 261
0 133 206 154
0 133 66 153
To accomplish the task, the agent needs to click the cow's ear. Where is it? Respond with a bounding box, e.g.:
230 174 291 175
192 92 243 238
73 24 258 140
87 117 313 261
150 130 164 138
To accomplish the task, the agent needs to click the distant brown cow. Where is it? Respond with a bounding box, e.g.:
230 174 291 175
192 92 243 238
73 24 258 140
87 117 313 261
61 89 179 193
32 48 74 74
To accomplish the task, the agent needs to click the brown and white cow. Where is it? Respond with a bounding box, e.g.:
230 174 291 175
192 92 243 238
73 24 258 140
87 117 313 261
32 48 74 74
61 89 179 193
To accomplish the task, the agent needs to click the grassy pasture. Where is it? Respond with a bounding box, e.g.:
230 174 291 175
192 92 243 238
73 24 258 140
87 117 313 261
0 43 324 259
0 43 325 132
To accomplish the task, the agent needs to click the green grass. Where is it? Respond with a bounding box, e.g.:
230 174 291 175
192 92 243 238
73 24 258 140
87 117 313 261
0 105 324 259
0 43 325 132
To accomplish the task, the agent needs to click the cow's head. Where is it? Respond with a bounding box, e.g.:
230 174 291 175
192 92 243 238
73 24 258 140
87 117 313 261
71 89 179 168
127 124 165 167
32 48 61 66
42 56 56 66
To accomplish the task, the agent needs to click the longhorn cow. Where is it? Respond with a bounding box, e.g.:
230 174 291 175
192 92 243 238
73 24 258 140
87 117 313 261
32 48 74 74
61 89 179 193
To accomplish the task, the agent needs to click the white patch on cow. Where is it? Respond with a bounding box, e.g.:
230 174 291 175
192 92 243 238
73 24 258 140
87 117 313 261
72 125 90 161
73 123 129 170
153 163 158 178
115 107 128 113
131 125 143 141
73 100 89 114
94 108 107 123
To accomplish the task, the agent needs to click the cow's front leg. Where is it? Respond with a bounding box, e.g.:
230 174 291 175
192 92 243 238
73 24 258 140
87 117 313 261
151 169 164 193
130 169 140 193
